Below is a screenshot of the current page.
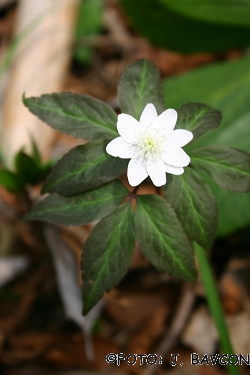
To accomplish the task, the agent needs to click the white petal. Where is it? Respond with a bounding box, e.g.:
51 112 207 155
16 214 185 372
106 137 136 158
161 146 190 167
164 164 184 175
152 108 177 136
127 154 148 186
147 158 166 187
139 103 158 128
168 129 193 147
117 113 139 143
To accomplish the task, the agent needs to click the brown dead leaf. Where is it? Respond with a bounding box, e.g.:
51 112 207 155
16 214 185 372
226 312 250 356
0 292 35 335
220 273 243 315
0 262 53 338
1 333 61 364
220 258 250 315
105 289 172 330
2 332 119 370
182 306 218 356
122 303 169 374
43 334 119 371
0 187 20 212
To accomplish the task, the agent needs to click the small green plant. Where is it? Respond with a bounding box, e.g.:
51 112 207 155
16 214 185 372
23 60 250 375
0 140 52 193
23 59 250 310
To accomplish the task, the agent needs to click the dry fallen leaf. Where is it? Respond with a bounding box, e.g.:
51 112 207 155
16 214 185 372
182 306 218 355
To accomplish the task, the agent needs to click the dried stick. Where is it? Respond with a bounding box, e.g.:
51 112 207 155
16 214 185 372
145 283 196 375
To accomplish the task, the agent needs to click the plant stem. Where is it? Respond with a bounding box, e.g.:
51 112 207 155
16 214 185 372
194 243 241 375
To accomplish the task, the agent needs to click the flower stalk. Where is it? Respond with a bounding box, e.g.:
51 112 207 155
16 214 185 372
195 243 241 375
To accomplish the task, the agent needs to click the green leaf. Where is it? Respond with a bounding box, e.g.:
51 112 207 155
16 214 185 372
31 139 41 166
191 146 250 193
118 59 165 120
15 150 39 186
176 103 222 142
23 92 118 141
74 0 104 65
160 0 250 27
194 244 241 375
120 0 250 53
82 202 135 315
163 55 250 149
163 54 250 236
37 162 53 184
24 180 129 226
134 195 197 281
0 169 23 193
208 183 250 237
42 141 128 196
162 168 218 250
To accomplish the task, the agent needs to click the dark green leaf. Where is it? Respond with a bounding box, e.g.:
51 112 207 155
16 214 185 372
24 180 129 226
37 162 53 184
120 0 250 53
118 59 165 120
0 169 23 193
23 92 118 141
31 139 41 166
42 141 128 196
162 167 218 250
176 103 222 142
82 202 135 314
163 54 250 236
160 0 250 27
15 151 39 186
135 195 197 281
191 146 250 192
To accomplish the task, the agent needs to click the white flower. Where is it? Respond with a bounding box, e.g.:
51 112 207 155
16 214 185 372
106 103 193 187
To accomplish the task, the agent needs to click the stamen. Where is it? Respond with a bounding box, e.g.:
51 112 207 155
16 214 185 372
136 127 166 160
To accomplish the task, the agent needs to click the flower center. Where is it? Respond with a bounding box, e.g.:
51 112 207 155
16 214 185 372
145 137 155 151
137 131 164 160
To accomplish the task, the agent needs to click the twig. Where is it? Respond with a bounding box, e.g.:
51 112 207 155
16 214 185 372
145 282 195 375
